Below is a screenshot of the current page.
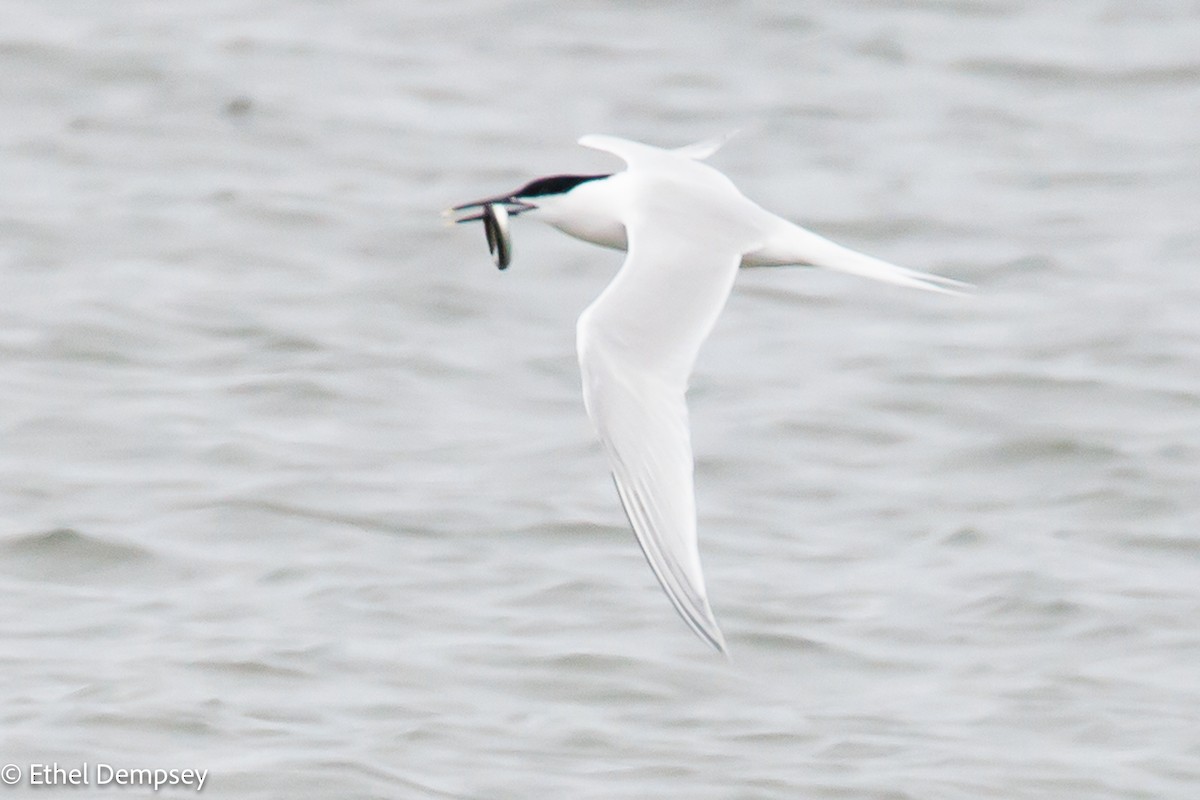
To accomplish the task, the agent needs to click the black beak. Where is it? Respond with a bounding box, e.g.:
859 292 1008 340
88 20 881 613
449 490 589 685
445 194 535 224
445 189 536 271
445 193 530 270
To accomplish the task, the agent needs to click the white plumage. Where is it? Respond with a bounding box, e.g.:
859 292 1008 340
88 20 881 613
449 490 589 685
451 135 966 653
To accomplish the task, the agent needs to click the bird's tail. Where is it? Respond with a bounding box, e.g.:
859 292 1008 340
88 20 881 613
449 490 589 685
747 222 970 296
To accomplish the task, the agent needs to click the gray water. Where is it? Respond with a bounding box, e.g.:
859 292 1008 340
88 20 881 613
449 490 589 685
2 1 1199 797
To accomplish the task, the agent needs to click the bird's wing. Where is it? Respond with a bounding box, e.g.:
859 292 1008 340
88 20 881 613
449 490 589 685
578 347 727 653
576 185 751 654
578 134 688 170
672 131 739 161
579 132 737 166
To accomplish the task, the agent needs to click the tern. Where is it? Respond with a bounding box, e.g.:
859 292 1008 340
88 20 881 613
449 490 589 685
449 134 965 654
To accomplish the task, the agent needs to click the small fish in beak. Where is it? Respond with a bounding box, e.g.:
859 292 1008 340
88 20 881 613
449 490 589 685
445 192 534 271
482 203 511 270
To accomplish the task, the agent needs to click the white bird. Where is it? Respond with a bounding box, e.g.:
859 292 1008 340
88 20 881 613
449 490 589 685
449 134 965 654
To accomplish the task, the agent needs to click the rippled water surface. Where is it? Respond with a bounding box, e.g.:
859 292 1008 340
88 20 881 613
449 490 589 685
2 1 1199 798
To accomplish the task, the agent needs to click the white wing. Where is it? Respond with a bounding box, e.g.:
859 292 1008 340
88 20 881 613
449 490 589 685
578 134 722 173
579 131 736 165
571 134 963 654
582 135 969 296
672 131 739 161
576 161 758 654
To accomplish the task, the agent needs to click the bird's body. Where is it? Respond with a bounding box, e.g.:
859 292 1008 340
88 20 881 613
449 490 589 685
450 135 964 654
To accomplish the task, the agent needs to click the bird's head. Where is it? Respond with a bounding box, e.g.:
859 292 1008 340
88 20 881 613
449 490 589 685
446 174 611 269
